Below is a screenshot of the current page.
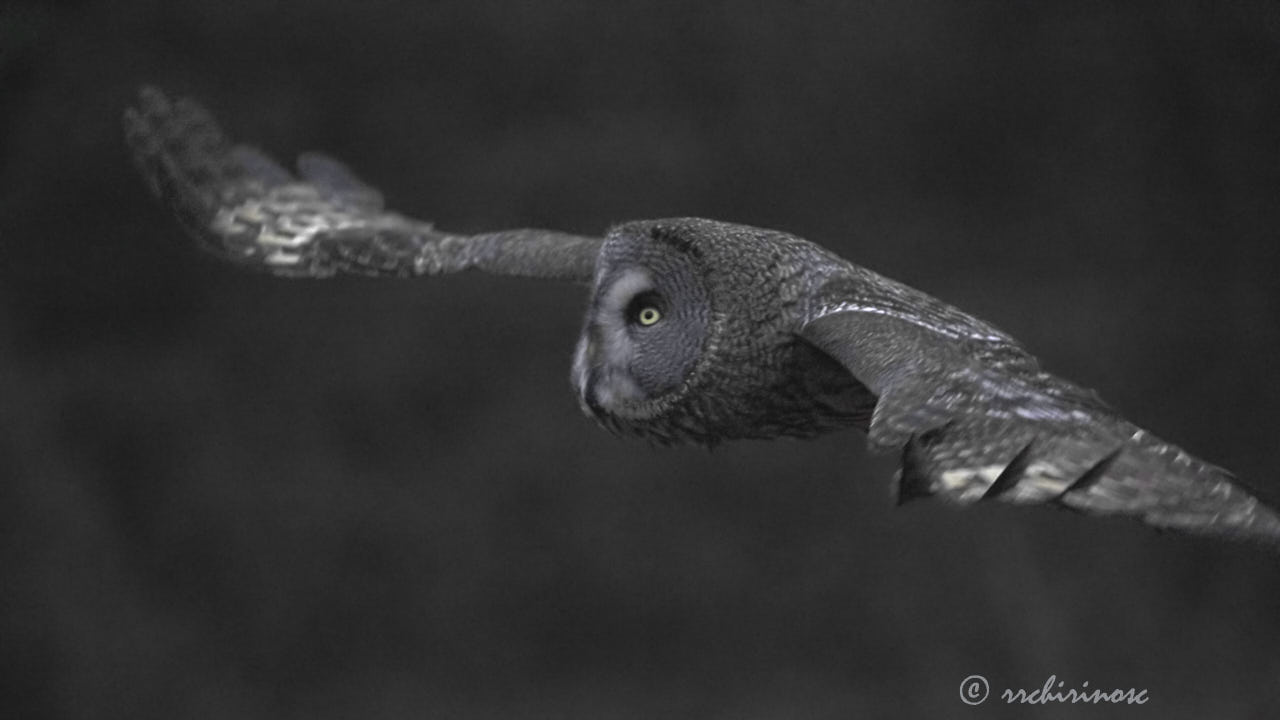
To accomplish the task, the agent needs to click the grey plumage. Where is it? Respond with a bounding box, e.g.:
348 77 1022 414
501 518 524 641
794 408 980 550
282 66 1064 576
123 88 599 280
124 87 1280 549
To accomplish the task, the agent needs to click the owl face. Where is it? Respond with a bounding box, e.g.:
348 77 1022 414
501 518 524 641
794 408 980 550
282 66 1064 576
571 218 870 445
571 223 712 429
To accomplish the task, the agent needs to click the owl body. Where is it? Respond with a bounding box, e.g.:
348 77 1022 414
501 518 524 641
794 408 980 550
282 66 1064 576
124 88 1280 547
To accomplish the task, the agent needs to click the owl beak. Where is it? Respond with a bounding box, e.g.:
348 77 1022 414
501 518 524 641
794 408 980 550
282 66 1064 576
571 334 602 418
581 379 606 419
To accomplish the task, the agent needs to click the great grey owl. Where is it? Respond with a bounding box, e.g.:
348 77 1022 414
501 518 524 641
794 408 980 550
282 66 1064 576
124 87 1280 549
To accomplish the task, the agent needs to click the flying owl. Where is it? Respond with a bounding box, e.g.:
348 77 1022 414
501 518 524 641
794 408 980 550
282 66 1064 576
123 87 1280 549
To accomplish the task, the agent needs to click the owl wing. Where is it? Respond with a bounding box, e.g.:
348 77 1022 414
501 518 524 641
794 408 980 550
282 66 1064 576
799 278 1280 547
123 87 601 281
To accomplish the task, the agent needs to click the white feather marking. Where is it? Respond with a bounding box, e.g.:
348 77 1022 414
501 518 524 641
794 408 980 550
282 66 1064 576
939 465 1004 493
1005 462 1071 502
816 302 1009 343
938 461 1072 504
263 250 301 266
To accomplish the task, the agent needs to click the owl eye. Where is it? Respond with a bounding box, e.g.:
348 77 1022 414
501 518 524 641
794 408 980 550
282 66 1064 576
638 307 662 326
626 292 664 327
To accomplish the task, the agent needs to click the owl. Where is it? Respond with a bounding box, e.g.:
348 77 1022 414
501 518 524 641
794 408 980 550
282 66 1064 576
124 87 1280 549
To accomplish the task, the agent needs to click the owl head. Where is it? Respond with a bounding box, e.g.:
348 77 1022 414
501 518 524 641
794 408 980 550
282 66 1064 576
570 218 869 445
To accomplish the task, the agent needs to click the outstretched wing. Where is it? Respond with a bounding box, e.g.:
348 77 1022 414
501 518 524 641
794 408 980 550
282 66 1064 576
800 273 1280 547
123 87 601 281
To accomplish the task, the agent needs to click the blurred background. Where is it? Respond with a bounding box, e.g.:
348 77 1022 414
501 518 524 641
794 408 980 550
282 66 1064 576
3 1 1280 718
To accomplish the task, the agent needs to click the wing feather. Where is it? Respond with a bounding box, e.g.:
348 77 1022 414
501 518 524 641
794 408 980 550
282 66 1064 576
123 87 601 281
801 288 1280 548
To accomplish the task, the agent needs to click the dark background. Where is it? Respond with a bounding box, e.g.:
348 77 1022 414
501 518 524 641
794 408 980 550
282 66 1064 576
3 1 1280 718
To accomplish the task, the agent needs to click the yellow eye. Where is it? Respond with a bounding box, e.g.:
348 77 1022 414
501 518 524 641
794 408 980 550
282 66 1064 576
637 307 662 326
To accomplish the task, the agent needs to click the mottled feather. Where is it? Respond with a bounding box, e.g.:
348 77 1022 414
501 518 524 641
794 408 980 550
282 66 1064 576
801 306 1280 546
123 87 600 280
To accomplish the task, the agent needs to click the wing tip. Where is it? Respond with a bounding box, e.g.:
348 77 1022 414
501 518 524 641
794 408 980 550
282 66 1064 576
889 422 1280 553
980 438 1036 501
894 432 937 506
